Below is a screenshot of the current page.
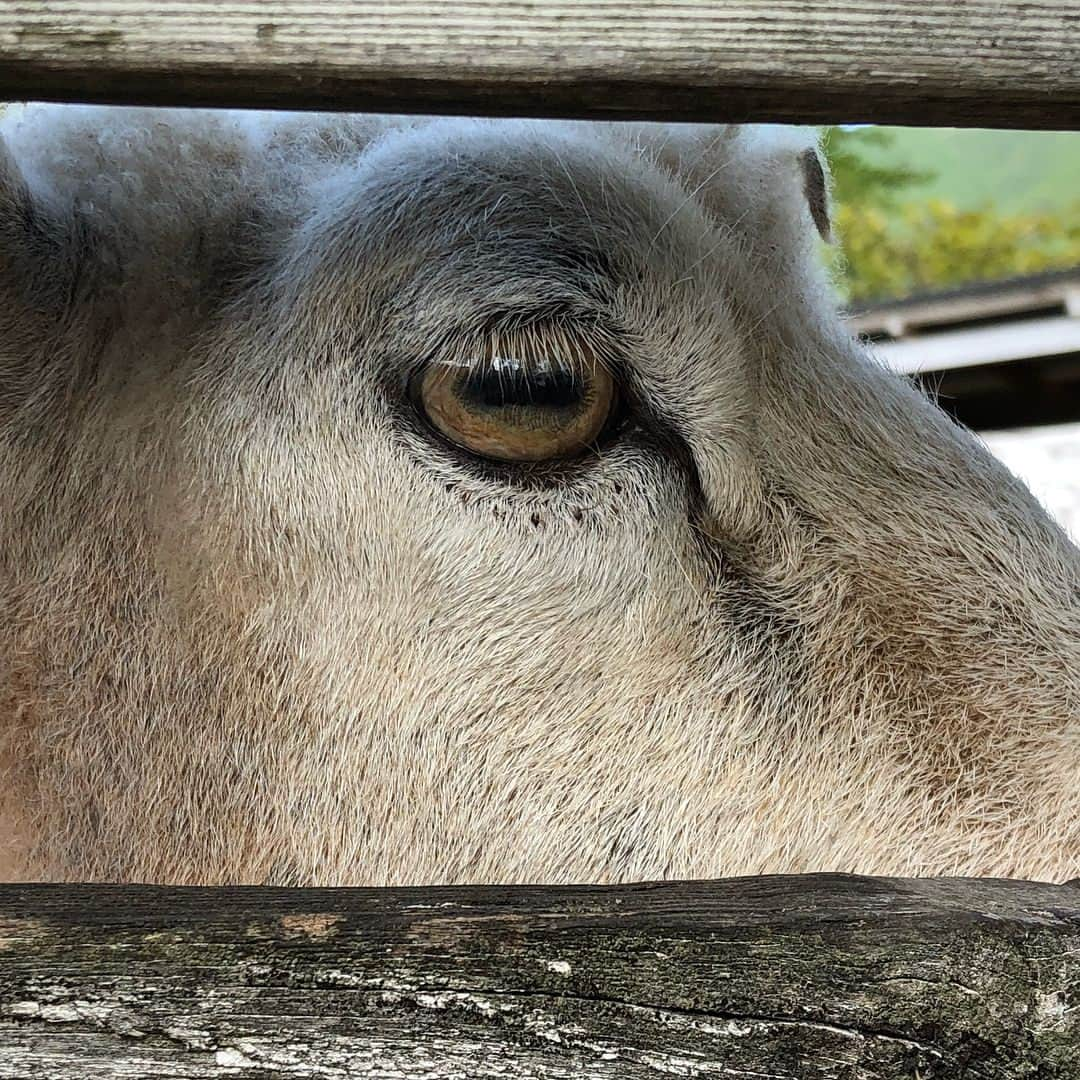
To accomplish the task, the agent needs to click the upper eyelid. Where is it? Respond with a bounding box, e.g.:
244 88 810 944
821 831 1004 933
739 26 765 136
429 312 617 366
407 296 608 351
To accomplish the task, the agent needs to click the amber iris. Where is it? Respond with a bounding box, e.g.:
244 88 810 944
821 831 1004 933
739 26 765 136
417 355 616 462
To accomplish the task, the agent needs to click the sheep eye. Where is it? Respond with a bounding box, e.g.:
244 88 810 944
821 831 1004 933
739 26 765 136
415 348 617 463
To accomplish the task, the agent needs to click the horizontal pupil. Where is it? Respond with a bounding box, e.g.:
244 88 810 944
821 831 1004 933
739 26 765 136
460 366 585 410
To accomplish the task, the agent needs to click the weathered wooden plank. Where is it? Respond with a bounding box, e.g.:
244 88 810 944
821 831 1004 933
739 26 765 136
1 874 1078 1078
0 2 1078 128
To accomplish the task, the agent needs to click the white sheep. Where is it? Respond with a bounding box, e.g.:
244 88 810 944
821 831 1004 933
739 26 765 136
0 105 1076 885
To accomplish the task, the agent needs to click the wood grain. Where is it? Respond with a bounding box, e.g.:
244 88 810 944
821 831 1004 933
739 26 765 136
0 2 1077 128
1 874 1079 1078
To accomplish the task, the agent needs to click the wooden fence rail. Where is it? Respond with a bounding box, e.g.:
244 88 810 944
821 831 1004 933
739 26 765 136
1 874 1078 1078
1 1 1078 128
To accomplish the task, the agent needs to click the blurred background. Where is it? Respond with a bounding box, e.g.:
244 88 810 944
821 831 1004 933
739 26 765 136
825 125 1080 540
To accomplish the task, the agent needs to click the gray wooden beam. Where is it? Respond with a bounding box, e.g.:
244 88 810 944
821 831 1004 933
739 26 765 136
1 874 1079 1078
1 2 1078 128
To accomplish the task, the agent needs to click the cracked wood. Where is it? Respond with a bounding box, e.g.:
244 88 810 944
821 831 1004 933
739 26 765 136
0 2 1078 128
1 873 1079 1078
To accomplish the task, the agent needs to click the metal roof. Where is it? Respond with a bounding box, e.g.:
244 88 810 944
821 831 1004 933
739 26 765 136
844 266 1080 376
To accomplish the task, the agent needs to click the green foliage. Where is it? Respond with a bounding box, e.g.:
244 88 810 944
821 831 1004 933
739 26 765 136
821 126 1080 304
822 126 931 210
850 127 1080 218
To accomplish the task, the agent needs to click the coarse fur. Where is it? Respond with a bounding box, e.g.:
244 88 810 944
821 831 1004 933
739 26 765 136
0 105 1077 886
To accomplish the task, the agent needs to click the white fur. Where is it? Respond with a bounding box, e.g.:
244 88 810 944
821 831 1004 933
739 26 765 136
0 105 1077 886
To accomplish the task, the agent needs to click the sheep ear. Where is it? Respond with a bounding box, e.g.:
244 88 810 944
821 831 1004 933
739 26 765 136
0 136 76 338
634 125 833 246
799 147 832 243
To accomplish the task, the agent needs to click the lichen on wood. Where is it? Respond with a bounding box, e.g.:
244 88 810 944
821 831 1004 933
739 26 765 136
0 874 1078 1078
